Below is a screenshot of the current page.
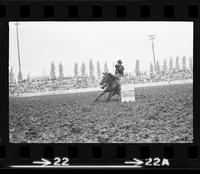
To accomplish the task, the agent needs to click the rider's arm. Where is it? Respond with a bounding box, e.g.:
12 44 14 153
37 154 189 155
115 65 118 74
121 65 124 76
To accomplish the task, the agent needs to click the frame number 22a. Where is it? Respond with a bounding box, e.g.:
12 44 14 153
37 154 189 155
145 158 170 167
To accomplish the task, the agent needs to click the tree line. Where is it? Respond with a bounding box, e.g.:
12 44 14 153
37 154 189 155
9 56 193 83
136 56 193 76
49 59 109 81
73 59 109 79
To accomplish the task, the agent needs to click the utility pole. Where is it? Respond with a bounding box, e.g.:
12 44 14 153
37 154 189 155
148 34 156 73
15 22 22 83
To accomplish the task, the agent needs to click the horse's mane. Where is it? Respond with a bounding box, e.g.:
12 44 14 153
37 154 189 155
106 73 116 81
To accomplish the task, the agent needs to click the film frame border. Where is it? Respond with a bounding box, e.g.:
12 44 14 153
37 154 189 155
0 0 199 169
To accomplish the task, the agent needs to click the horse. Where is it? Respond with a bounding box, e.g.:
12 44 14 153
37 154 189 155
93 72 121 102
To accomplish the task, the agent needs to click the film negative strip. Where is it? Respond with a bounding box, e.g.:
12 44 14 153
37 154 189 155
0 0 199 169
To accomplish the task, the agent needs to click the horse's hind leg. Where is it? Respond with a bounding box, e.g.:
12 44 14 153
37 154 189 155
117 87 121 101
106 91 115 100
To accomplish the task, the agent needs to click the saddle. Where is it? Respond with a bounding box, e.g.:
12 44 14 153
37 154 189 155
112 74 120 87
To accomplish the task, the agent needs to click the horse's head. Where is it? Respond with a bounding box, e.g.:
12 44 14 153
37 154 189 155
100 73 111 89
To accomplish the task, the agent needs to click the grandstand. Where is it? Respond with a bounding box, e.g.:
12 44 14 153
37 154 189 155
9 69 193 96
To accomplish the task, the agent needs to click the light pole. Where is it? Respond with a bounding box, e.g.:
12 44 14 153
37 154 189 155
15 22 22 83
148 34 156 73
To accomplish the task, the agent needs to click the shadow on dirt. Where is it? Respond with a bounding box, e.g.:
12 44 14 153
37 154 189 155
94 98 120 103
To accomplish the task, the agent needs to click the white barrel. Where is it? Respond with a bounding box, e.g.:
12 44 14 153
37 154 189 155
121 84 136 102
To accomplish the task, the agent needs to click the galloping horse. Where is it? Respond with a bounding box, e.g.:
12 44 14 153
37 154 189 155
93 73 121 102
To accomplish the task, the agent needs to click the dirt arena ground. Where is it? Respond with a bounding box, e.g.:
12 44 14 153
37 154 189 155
9 83 193 143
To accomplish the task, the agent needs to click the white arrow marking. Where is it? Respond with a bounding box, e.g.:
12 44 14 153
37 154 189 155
124 158 144 166
33 158 52 166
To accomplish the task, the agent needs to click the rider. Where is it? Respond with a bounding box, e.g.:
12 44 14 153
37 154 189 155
115 60 124 84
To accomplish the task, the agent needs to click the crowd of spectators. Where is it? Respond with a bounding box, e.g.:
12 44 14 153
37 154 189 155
9 69 193 95
9 76 99 95
123 69 193 84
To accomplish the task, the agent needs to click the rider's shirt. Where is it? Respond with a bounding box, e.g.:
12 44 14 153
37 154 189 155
115 64 124 77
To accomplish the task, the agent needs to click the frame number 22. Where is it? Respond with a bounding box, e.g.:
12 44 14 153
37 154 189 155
53 157 69 166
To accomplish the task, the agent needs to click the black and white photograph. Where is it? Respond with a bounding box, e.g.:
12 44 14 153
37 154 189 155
9 21 193 143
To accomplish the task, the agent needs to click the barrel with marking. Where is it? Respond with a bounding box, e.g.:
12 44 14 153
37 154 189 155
121 84 136 102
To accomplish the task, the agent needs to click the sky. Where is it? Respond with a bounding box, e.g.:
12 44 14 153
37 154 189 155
9 21 193 78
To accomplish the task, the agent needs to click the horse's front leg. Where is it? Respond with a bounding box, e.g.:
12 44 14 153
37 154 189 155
93 90 106 102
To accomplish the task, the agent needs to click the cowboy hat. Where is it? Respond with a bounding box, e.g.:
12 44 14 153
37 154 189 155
117 60 123 64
